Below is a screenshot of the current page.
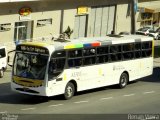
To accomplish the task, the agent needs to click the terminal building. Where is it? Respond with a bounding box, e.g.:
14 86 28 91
0 0 159 51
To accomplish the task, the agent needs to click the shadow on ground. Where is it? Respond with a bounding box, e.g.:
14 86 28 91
0 83 50 105
0 67 159 104
139 67 160 83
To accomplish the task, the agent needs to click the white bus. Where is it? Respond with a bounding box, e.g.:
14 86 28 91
10 35 154 99
0 46 7 78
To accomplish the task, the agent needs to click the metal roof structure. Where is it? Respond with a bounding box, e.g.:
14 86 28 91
138 0 160 13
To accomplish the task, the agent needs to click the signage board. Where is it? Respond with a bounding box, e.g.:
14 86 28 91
77 6 88 15
16 45 49 54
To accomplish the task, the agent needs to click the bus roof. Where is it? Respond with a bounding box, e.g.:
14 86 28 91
18 35 153 51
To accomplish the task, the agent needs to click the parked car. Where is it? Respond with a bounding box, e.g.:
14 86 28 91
155 27 160 40
136 27 159 40
0 46 7 78
136 27 153 35
147 31 159 40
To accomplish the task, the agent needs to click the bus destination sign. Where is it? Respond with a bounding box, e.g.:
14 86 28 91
17 45 49 54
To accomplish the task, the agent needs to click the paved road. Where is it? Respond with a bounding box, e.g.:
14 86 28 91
0 59 160 120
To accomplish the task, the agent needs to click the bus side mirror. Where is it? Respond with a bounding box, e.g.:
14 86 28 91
7 56 13 67
7 56 10 63
7 50 15 67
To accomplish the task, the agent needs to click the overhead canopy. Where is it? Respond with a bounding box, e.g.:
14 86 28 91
138 1 160 13
139 7 155 13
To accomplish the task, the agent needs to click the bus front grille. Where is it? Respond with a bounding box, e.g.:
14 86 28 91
13 80 42 87
16 88 39 94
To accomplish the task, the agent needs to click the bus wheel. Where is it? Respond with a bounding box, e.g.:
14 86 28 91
0 69 4 78
119 72 128 88
64 82 75 100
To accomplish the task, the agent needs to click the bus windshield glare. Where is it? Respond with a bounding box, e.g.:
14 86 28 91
13 52 48 80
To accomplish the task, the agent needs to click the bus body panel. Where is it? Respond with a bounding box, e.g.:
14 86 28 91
10 35 154 97
46 57 153 97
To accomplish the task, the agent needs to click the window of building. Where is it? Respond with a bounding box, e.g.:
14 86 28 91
0 23 11 32
37 18 52 27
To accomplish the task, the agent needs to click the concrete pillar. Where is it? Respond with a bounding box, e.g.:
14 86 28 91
131 0 136 34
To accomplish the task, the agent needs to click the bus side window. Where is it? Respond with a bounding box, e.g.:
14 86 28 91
68 58 82 67
122 43 134 60
110 45 122 62
49 50 66 79
97 46 108 54
68 59 74 67
141 41 152 57
49 58 65 77
68 50 82 58
49 59 56 73
68 49 83 68
135 42 141 58
97 46 109 64
83 57 96 65
83 48 96 65
83 48 96 56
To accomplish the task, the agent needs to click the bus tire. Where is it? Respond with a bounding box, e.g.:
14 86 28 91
119 72 128 88
64 82 75 100
0 69 4 78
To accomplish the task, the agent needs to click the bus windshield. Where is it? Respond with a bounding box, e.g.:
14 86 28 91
13 52 48 80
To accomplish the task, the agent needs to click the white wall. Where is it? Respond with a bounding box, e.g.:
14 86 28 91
0 14 19 43
32 10 61 39
115 4 141 34
115 4 131 34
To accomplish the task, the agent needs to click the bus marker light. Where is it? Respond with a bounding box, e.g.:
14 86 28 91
91 42 100 47
83 43 91 48
64 44 75 49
